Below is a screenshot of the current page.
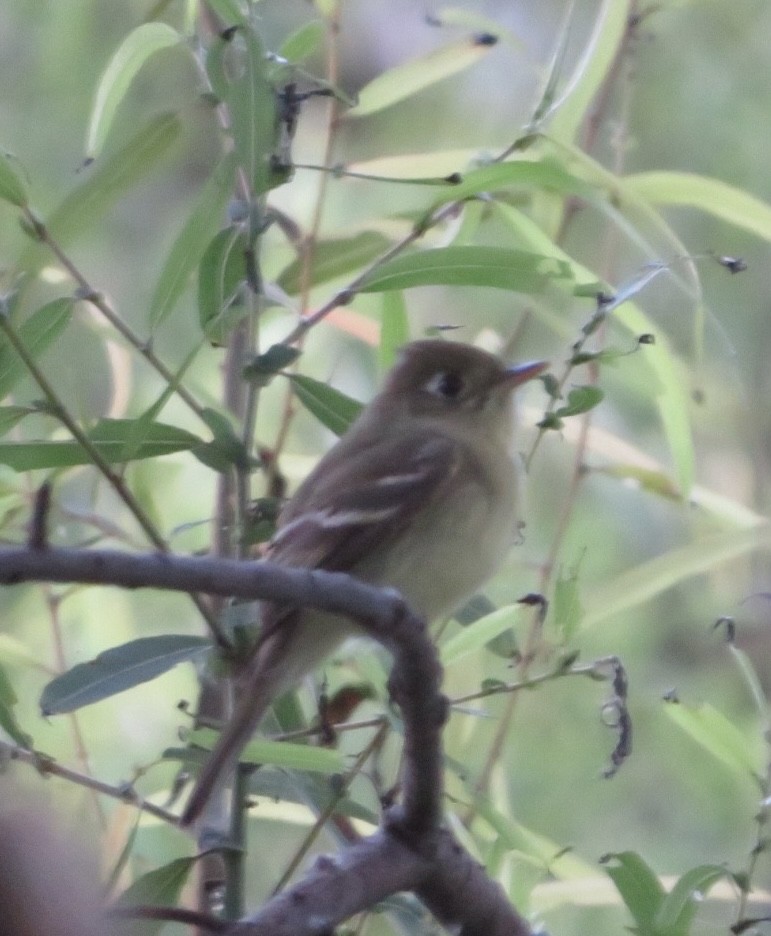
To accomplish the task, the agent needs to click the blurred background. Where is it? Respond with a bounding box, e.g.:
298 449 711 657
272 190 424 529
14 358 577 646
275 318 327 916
1 1 771 933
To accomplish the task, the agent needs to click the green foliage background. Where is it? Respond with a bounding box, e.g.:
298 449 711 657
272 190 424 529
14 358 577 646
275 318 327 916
1 1 771 933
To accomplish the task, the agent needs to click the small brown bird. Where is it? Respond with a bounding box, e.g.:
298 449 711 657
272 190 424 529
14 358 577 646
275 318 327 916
181 340 546 826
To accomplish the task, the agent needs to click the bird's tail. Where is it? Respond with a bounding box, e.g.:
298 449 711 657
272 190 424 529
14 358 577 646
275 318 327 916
179 664 279 828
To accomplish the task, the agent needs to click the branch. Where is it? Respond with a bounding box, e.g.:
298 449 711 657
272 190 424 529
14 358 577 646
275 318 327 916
0 741 178 825
0 543 532 935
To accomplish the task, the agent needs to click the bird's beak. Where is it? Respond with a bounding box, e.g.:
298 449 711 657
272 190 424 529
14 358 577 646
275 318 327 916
502 360 548 387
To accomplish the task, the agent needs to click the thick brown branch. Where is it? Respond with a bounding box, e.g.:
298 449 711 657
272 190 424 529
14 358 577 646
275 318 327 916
0 544 532 935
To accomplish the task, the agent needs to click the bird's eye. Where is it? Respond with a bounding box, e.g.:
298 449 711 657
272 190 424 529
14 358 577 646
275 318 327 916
425 370 465 399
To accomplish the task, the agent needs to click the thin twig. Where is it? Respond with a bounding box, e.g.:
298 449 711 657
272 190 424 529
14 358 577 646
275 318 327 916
0 311 222 640
22 207 208 424
272 719 389 894
1 740 179 825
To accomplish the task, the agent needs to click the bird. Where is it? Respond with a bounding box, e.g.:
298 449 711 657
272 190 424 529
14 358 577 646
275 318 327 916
180 339 546 826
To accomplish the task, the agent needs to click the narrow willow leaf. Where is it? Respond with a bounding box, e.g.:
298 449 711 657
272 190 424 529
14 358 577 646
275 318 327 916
360 246 573 294
618 305 694 496
21 114 181 274
379 291 409 372
289 374 363 436
149 155 235 330
114 856 198 932
0 152 28 207
0 634 40 668
242 343 301 385
441 604 526 667
0 298 73 401
626 171 771 243
655 864 732 933
213 30 282 194
192 406 251 472
86 23 182 160
40 635 211 715
596 464 681 501
581 525 771 632
555 385 604 418
0 663 33 747
205 0 247 27
0 418 201 471
459 784 596 878
197 227 247 344
427 159 593 211
189 729 345 775
527 0 576 129
249 768 378 823
602 851 665 931
548 0 628 144
662 699 761 778
353 33 499 117
277 231 390 295
279 19 325 62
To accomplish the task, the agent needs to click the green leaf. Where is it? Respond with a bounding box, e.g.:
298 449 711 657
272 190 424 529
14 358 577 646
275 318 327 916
249 768 378 824
0 418 201 471
548 0 629 144
86 23 182 160
289 373 363 436
205 0 247 27
379 291 409 372
0 298 73 401
461 784 596 878
192 406 251 472
210 30 282 194
148 155 235 330
625 171 771 243
0 662 33 747
441 604 526 667
40 635 211 716
114 856 198 933
279 20 325 62
187 729 345 774
428 159 592 210
21 114 181 274
581 525 771 632
602 851 665 932
596 464 681 501
277 231 390 294
655 864 731 934
0 151 28 207
616 296 695 497
197 227 247 344
555 385 604 418
242 343 301 385
662 698 761 778
352 33 499 118
360 246 573 294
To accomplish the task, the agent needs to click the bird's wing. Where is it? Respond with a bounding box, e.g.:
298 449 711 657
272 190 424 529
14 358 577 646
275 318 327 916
267 430 473 573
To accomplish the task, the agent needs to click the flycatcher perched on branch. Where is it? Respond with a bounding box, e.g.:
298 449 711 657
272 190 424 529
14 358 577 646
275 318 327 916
181 339 546 826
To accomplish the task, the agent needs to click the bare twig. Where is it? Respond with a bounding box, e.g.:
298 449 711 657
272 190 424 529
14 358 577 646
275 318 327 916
1 740 179 825
21 207 208 423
